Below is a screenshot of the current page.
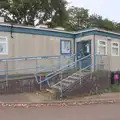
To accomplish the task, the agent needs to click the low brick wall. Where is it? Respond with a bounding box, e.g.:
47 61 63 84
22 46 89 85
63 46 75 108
0 71 111 96
0 77 35 94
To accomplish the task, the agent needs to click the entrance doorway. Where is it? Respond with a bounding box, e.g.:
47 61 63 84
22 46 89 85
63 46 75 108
77 40 91 69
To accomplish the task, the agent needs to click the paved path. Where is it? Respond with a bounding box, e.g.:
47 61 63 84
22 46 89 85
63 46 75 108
0 104 120 120
1 92 120 103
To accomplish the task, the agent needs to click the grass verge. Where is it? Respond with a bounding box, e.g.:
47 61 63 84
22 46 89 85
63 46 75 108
107 84 120 92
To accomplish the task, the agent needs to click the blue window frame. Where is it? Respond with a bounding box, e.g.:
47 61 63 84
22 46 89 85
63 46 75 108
60 40 72 55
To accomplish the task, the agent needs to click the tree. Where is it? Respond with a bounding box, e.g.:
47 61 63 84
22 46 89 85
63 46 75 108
65 6 119 32
1 1 120 32
89 14 103 28
65 7 89 31
0 0 68 26
46 0 68 28
102 19 115 31
114 23 120 32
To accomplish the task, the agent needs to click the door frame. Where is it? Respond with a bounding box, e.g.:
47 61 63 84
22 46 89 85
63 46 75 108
76 40 92 59
76 40 92 69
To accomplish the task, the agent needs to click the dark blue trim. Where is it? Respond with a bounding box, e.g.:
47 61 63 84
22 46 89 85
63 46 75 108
0 25 11 32
96 54 106 56
95 30 120 39
1 25 120 39
75 31 96 38
75 31 120 39
60 40 72 55
0 25 74 38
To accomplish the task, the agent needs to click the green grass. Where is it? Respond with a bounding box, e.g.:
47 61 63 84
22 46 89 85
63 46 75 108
108 84 120 92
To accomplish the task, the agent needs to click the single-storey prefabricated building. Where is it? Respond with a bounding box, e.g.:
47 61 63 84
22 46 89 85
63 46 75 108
0 23 120 75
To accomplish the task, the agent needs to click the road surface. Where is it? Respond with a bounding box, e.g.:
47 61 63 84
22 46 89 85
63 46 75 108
0 103 120 120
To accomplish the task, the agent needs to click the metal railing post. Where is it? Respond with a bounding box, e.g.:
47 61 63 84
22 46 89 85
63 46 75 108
59 56 61 69
79 61 82 85
39 75 42 91
36 58 38 74
5 61 8 86
90 55 92 79
75 55 77 69
60 71 63 97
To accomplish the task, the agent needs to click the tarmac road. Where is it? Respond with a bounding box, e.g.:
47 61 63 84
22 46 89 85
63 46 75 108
0 103 120 120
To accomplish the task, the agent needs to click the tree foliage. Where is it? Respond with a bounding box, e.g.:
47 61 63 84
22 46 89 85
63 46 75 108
65 7 89 31
0 0 68 26
65 6 120 32
0 1 120 32
89 14 103 28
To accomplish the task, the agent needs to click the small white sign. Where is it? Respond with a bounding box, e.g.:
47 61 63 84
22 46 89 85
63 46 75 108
61 41 71 54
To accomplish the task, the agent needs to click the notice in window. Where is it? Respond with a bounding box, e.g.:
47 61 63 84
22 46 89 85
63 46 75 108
61 41 71 54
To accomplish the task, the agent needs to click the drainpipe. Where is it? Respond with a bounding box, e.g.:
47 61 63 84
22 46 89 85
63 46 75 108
93 34 96 72
73 34 76 63
107 36 111 72
10 23 14 38
73 34 76 54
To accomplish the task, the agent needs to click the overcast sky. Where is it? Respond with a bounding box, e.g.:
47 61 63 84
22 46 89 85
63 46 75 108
67 0 120 22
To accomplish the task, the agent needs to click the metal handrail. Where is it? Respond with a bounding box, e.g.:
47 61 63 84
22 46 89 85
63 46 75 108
35 54 91 85
0 54 76 73
0 66 49 73
0 54 76 86
0 54 76 62
45 54 91 77
33 54 76 76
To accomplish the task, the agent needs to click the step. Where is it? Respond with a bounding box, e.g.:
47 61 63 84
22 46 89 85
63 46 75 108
63 79 75 84
74 72 90 77
82 72 90 74
52 85 61 91
52 81 69 90
52 84 68 91
52 71 90 92
72 74 84 78
73 73 80 77
61 82 70 87
68 76 79 80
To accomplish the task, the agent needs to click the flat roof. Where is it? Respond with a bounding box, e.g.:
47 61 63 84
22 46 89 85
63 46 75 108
0 23 120 39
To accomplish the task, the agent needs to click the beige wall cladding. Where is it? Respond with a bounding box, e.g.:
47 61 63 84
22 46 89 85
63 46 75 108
1 29 120 74
0 31 74 75
13 33 73 57
95 35 120 71
0 31 74 58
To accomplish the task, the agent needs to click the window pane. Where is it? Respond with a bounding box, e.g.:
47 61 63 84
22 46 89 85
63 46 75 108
0 38 6 42
0 43 7 53
64 41 70 49
112 48 118 56
99 46 106 55
61 41 71 54
113 43 118 47
99 41 106 45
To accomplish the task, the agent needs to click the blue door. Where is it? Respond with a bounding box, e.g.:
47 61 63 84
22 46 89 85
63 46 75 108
77 40 91 69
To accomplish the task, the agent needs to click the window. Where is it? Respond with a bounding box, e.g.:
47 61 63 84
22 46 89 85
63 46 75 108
0 37 8 55
60 40 71 54
111 42 119 56
98 40 107 55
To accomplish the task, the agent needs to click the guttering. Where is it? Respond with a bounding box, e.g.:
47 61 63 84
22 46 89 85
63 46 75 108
0 23 73 34
1 23 120 39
